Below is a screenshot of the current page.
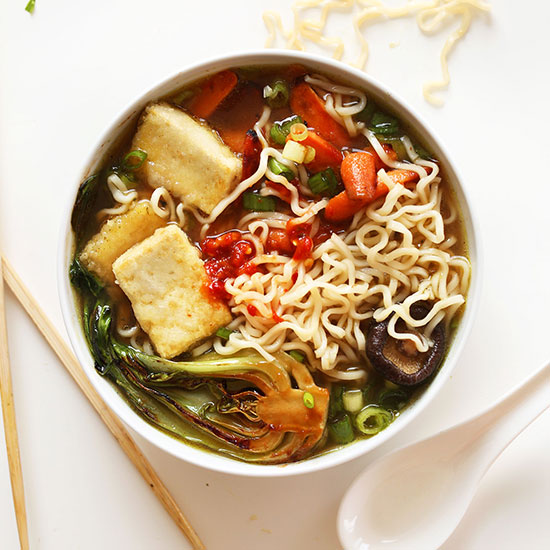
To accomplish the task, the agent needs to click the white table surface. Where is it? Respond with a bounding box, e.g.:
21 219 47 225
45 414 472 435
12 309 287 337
1 1 549 548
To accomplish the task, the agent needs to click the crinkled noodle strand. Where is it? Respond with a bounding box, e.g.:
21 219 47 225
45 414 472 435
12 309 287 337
204 74 471 375
263 0 491 105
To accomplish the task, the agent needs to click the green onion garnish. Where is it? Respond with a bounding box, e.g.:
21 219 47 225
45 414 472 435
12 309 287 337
288 350 305 363
268 157 294 181
355 405 393 435
263 80 290 109
270 115 304 145
303 391 315 409
242 192 276 212
25 0 35 13
328 413 355 444
369 111 400 136
121 150 147 172
216 327 233 340
308 168 340 196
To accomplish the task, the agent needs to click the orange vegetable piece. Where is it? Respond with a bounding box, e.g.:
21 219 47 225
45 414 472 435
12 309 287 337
292 130 343 172
324 191 366 222
374 169 420 197
189 70 238 119
289 82 350 148
325 168 420 222
341 152 377 202
364 144 399 171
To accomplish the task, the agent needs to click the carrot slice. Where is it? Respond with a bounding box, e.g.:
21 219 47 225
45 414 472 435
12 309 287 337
324 191 366 222
295 131 343 172
363 144 399 171
290 82 350 148
189 70 238 119
374 169 420 197
341 152 377 202
325 168 420 222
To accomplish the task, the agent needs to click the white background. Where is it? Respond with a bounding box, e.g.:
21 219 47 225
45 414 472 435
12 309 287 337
1 1 549 549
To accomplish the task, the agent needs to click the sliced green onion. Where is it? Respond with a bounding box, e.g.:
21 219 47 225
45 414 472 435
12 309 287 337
356 405 393 435
288 350 305 363
269 115 304 145
303 146 316 164
121 149 147 172
378 388 409 411
242 192 276 212
328 413 355 444
216 327 233 340
369 111 400 136
268 157 294 181
270 124 288 145
289 123 308 142
307 168 340 196
282 140 307 163
342 388 364 413
25 0 35 13
303 391 315 409
263 80 290 109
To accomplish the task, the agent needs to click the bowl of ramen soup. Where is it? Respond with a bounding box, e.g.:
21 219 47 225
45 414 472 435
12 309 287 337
59 51 480 476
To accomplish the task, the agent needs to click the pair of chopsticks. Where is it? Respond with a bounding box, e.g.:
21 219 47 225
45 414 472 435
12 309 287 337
0 256 206 550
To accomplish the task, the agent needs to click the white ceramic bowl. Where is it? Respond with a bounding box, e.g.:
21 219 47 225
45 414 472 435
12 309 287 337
58 50 481 477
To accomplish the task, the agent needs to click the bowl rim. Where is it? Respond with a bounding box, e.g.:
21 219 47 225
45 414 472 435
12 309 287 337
57 48 482 477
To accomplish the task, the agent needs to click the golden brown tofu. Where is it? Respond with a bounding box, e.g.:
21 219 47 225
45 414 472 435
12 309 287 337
79 201 165 285
112 225 232 359
131 103 242 215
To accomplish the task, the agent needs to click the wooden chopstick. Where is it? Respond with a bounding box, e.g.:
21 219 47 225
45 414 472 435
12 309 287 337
2 256 206 550
0 257 30 550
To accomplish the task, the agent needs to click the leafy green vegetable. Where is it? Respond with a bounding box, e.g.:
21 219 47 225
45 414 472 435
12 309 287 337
369 111 400 136
69 258 103 298
74 287 329 464
71 174 99 247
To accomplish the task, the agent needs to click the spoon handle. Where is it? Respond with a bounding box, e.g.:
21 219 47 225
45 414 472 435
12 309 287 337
465 361 550 475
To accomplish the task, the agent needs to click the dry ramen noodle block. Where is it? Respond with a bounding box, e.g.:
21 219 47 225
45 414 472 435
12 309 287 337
79 200 165 285
132 103 242 215
112 225 232 359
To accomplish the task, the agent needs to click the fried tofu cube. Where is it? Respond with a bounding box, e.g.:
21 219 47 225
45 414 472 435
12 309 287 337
131 103 242 215
112 225 231 358
79 201 165 285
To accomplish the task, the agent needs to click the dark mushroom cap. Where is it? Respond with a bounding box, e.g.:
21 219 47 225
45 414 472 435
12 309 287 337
366 302 446 386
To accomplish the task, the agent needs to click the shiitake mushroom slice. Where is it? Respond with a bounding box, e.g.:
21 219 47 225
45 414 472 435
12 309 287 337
365 302 446 386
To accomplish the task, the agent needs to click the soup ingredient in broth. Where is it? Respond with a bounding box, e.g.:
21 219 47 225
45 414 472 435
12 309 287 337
71 65 470 463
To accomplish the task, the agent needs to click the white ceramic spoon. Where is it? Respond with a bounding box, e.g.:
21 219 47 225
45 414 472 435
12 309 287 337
337 361 550 550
